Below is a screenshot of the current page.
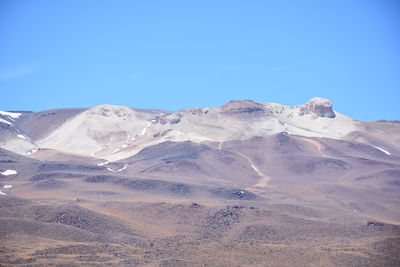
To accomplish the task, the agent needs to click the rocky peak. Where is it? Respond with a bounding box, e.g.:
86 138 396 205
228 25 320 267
299 97 335 118
88 104 135 118
181 108 204 116
221 100 266 116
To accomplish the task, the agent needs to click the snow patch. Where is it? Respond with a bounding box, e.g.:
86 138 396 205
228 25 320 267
27 149 38 155
0 190 6 196
17 134 27 140
0 118 12 125
97 161 109 166
138 127 147 136
112 148 121 153
3 185 12 189
0 111 21 119
372 146 391 155
106 164 128 173
1 170 17 176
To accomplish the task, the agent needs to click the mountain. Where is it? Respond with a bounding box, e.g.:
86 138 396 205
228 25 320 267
1 98 399 266
2 97 392 161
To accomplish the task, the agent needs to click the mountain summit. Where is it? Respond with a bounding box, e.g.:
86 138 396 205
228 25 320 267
299 97 336 118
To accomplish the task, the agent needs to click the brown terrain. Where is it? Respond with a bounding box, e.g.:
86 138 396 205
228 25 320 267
0 98 399 266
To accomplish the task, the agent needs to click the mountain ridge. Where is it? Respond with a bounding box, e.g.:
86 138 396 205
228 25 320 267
0 97 372 161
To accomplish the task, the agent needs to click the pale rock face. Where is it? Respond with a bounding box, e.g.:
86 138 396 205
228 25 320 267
87 105 135 119
264 103 285 115
37 104 156 157
0 120 38 155
0 137 37 155
298 97 336 118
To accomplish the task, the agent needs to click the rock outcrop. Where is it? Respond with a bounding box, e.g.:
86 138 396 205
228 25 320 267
299 97 336 118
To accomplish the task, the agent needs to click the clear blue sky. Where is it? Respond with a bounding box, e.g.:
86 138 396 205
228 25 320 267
1 0 399 120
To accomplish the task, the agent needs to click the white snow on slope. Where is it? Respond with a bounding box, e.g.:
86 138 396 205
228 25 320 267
3 185 12 189
97 161 109 166
107 164 128 173
138 121 153 137
0 170 17 176
17 134 27 140
0 111 21 119
27 149 38 155
372 146 391 155
0 118 12 125
0 190 6 195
